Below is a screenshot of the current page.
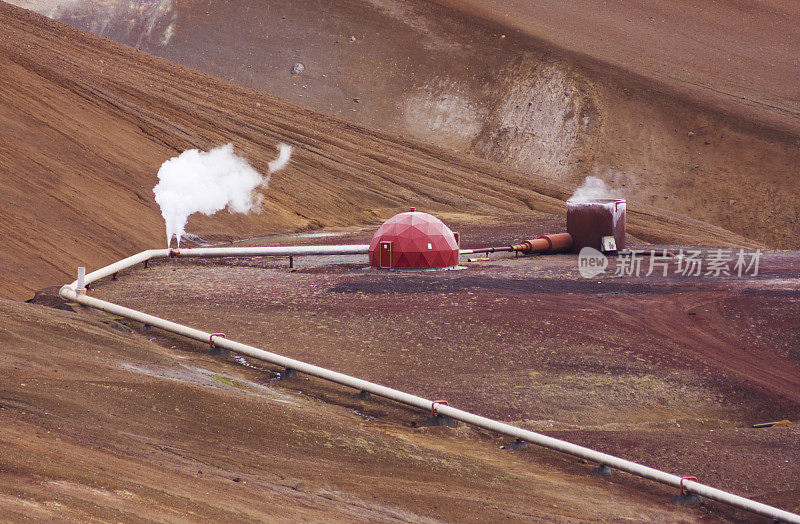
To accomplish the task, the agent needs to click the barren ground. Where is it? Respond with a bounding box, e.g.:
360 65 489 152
13 0 800 249
57 222 799 522
436 0 800 135
5 300 702 522
0 2 754 301
1 2 799 522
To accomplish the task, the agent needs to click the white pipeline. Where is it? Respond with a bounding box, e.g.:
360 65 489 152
171 245 369 258
65 246 369 290
67 249 170 290
58 249 800 524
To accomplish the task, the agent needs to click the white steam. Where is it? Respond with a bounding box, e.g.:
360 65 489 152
569 175 621 202
269 143 293 172
153 143 292 247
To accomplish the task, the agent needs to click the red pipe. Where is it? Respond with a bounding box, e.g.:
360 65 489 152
464 233 573 256
512 233 573 254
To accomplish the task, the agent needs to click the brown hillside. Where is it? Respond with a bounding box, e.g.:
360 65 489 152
2 299 709 522
0 2 751 300
1 4 798 522
436 0 800 135
17 0 800 249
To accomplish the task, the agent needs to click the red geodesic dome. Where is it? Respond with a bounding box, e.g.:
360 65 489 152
368 209 460 269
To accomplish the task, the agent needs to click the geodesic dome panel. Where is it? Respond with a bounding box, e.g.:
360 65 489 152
368 210 459 269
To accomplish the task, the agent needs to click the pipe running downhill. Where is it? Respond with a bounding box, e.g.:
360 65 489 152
57 247 800 524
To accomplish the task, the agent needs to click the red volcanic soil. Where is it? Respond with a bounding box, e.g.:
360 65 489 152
0 2 752 300
437 0 800 135
4 282 721 522
2 2 799 521
80 222 800 520
17 0 800 249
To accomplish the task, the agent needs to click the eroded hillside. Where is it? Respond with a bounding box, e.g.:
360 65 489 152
0 2 750 300
14 0 800 248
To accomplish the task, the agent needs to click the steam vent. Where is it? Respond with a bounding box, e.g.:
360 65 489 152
566 199 626 252
369 208 460 269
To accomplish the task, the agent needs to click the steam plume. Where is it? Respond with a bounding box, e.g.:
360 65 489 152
269 143 292 172
153 143 292 247
569 176 620 201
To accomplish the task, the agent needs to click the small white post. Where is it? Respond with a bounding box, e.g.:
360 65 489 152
76 267 86 296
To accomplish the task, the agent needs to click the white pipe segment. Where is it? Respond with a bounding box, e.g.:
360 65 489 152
435 404 800 523
172 245 370 258
65 249 171 290
61 246 369 292
57 249 800 524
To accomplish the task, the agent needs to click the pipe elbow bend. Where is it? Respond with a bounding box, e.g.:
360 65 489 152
59 285 77 300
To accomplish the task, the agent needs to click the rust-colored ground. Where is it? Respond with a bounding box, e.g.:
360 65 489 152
74 223 800 521
436 0 800 135
2 2 799 522
3 288 721 522
15 0 800 249
0 2 753 301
